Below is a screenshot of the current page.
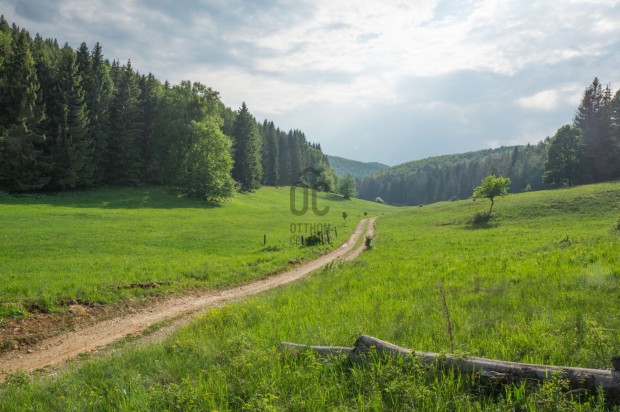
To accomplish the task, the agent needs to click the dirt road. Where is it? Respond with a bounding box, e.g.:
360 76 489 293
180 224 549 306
0 217 376 382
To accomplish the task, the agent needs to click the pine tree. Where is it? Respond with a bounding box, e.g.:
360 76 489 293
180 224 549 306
260 120 279 185
277 129 292 185
288 130 302 178
0 16 11 117
107 60 143 184
46 44 93 189
574 78 614 182
231 102 262 191
139 73 162 182
85 42 113 183
0 28 50 191
75 42 91 81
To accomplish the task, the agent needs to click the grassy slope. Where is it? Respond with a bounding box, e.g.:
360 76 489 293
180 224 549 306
2 183 620 410
0 186 389 318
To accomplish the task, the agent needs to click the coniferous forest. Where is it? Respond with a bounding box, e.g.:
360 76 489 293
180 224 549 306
0 18 335 201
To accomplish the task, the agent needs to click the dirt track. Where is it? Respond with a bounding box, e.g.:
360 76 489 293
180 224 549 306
0 217 376 382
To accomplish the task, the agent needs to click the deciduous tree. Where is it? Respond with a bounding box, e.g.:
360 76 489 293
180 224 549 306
472 174 511 215
338 173 356 199
543 125 584 187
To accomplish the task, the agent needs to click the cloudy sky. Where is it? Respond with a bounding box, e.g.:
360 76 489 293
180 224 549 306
2 0 619 165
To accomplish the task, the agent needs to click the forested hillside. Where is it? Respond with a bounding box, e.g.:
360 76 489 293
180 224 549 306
359 77 620 206
0 17 335 199
358 144 550 205
326 155 389 179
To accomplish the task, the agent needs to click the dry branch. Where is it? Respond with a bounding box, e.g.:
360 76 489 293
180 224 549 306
279 335 620 400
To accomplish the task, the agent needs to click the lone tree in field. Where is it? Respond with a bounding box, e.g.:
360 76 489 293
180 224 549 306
472 175 511 215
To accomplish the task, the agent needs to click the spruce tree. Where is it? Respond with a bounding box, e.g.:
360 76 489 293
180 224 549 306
139 73 162 182
107 60 143 184
574 78 614 182
47 44 93 189
0 16 11 117
277 129 292 185
85 42 113 183
0 28 50 191
232 102 262 191
260 120 279 185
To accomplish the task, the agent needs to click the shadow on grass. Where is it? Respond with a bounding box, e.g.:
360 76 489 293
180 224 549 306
0 186 222 210
465 222 498 230
461 211 500 230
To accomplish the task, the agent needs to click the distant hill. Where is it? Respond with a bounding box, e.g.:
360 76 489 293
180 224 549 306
357 144 551 205
327 155 390 179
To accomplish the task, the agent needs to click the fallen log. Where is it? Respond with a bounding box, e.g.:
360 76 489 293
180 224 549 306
278 342 354 357
278 335 620 401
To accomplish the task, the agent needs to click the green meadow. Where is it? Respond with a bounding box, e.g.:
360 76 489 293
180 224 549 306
2 182 620 410
0 187 388 319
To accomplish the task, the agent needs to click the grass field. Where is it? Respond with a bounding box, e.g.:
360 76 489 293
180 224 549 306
0 186 389 319
2 182 620 410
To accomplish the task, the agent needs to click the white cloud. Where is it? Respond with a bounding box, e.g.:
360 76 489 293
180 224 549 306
2 0 620 163
517 90 559 111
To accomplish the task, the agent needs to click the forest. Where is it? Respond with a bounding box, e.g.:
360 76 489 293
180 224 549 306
0 17 335 201
358 77 620 206
2 16 619 207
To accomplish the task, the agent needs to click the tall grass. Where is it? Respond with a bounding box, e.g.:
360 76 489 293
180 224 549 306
2 182 620 410
0 186 388 318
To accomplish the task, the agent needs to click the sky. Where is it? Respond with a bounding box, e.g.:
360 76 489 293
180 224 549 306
2 0 620 165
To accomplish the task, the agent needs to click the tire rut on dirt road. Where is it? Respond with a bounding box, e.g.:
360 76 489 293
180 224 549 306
0 217 376 382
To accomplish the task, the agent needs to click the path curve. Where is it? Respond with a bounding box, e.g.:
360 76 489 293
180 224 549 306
0 217 376 381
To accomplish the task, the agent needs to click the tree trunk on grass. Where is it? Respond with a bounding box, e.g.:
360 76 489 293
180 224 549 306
279 335 620 401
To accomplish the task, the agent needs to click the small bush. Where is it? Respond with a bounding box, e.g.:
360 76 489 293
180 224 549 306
470 212 491 225
616 218 620 231
304 234 322 246
450 196 458 202
365 236 372 250
342 211 348 220
375 197 384 204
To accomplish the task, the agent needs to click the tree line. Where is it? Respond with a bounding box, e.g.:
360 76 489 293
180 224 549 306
0 17 334 201
359 77 620 206
543 77 620 187
358 144 549 205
